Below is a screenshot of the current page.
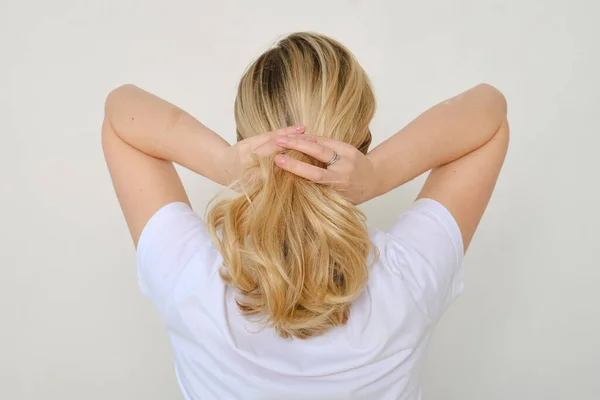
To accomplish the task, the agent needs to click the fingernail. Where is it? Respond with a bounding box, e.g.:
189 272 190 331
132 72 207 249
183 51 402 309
295 125 305 131
275 155 287 165
276 136 288 144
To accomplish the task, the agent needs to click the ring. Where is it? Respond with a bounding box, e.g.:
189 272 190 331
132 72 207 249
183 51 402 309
326 151 340 166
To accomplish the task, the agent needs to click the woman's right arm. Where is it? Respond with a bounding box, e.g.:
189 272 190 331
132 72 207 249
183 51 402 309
369 83 509 251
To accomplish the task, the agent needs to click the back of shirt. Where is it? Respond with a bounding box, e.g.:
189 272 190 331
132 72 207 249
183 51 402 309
136 198 464 400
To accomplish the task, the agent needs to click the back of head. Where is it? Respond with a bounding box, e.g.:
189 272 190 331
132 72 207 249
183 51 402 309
206 32 378 339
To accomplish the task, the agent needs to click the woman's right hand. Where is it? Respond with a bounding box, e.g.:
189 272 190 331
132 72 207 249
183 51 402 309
273 134 379 205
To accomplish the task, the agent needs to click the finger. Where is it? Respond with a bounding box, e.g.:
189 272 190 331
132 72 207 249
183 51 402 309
286 134 318 142
253 135 315 157
272 125 306 136
287 133 318 139
285 134 355 156
274 154 337 183
253 140 286 157
247 125 306 151
275 136 337 164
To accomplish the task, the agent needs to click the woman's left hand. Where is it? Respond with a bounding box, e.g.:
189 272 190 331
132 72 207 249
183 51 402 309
217 125 309 187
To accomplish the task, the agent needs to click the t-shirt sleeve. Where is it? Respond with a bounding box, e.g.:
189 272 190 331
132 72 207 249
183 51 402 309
136 202 213 315
383 198 465 322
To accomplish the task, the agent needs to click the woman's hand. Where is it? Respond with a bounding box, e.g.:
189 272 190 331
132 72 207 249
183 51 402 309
273 135 379 205
217 125 308 187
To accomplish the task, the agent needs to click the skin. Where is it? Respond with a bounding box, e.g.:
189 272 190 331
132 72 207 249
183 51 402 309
102 84 307 245
103 83 508 253
275 83 509 251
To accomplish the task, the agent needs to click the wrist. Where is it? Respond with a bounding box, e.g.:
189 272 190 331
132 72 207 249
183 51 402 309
214 145 234 187
366 154 385 201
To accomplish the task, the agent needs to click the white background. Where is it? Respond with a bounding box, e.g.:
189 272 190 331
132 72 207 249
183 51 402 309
2 0 599 399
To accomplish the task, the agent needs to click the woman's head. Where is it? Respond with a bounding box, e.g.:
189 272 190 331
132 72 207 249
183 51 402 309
206 32 378 339
234 31 375 153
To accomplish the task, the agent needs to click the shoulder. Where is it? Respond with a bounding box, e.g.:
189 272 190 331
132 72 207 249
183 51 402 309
136 202 221 313
368 198 465 321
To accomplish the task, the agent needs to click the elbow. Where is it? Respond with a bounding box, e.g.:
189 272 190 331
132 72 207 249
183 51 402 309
103 84 137 133
104 84 137 115
477 83 507 112
476 82 508 123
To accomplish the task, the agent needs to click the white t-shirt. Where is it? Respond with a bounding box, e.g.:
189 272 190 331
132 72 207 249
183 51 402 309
136 198 464 400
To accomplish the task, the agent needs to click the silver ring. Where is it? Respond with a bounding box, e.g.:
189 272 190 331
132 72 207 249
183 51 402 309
326 151 340 166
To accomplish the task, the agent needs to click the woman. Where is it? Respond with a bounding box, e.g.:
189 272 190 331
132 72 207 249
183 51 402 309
103 32 508 399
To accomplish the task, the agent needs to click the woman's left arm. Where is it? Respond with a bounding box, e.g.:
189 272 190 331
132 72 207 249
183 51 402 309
102 84 230 246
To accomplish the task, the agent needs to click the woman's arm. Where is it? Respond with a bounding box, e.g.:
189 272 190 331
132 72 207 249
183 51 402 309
105 84 232 185
272 84 506 204
102 84 233 246
103 84 306 245
369 83 509 251
368 83 507 197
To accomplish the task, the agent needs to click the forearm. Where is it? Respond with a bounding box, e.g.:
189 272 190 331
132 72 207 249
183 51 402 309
368 83 507 198
104 84 231 185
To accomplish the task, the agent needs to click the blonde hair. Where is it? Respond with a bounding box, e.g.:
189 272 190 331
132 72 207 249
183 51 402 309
206 32 378 339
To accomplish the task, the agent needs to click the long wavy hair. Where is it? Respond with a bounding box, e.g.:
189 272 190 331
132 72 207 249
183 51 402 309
205 32 378 339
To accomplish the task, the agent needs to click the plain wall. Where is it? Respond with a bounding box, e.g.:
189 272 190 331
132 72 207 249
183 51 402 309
2 0 599 399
